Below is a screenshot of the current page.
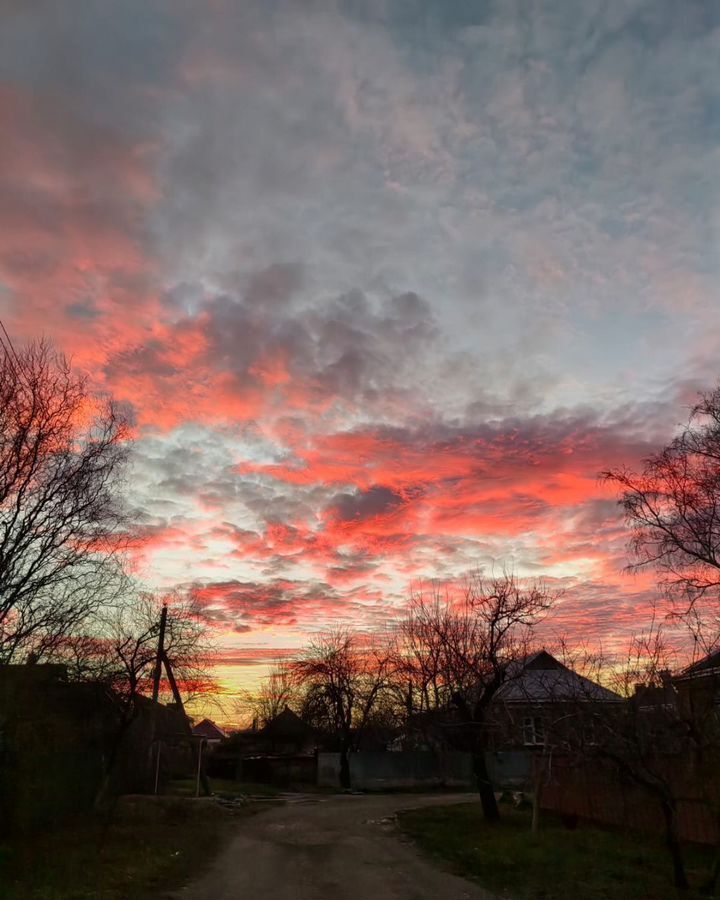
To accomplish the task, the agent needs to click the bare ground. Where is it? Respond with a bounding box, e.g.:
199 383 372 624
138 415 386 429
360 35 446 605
169 793 494 900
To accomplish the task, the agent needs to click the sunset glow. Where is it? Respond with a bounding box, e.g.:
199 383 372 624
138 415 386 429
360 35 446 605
2 1 718 695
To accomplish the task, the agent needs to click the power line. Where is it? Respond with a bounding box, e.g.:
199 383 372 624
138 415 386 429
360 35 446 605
0 330 20 384
0 318 23 371
0 318 26 386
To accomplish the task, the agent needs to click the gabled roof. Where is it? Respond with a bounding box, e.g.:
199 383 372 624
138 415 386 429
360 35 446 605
677 649 720 679
260 706 315 738
192 718 227 740
495 650 621 703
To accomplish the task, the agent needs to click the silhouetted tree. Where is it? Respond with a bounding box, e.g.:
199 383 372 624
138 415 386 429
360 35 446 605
234 660 299 729
604 386 720 615
561 628 696 889
87 591 215 803
291 628 391 789
106 592 213 704
396 573 555 821
0 340 129 662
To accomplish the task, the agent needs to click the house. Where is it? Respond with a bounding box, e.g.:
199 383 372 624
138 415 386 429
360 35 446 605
111 693 195 793
489 649 622 751
478 650 622 792
0 664 186 829
400 650 620 755
192 718 227 746
254 706 317 755
0 664 119 830
0 661 206 832
489 650 622 750
672 650 720 720
206 707 320 785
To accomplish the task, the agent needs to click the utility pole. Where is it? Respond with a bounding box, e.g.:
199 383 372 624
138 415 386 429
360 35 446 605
153 603 211 796
151 603 168 703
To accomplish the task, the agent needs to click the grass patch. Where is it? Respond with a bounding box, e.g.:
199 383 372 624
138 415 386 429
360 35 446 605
209 778 282 799
0 796 248 900
398 801 717 899
167 776 282 799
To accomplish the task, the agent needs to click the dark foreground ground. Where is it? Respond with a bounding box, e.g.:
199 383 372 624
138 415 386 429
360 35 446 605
6 790 714 899
0 794 244 900
171 793 493 900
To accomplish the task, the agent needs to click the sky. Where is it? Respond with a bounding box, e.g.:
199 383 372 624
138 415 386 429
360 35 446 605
1 0 718 696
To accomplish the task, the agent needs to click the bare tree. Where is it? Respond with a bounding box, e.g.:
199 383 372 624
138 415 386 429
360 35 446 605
394 596 449 722
0 340 129 662
396 573 555 821
555 622 720 892
234 661 299 729
479 639 616 834
81 590 215 803
604 385 720 615
76 591 215 709
291 628 391 789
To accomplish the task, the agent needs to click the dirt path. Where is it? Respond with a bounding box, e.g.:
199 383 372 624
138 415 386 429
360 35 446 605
171 793 493 900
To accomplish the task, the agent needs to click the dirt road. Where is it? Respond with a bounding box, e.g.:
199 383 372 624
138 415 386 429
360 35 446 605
172 793 493 900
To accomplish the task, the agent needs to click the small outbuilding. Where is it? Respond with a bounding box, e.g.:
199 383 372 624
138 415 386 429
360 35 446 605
192 718 228 746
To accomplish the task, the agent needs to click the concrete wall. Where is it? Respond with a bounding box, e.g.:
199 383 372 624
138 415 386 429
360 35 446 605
317 751 474 790
239 754 317 786
485 751 532 790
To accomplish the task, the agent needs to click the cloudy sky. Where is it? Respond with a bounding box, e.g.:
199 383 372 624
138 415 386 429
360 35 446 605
1 0 718 692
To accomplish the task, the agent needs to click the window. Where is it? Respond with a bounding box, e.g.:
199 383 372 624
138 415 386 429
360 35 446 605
522 716 545 746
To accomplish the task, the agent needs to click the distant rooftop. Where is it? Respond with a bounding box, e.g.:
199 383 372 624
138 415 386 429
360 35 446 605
192 718 227 741
260 706 315 738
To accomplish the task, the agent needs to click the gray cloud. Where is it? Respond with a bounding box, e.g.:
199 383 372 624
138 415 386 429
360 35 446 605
328 485 404 522
3 0 717 660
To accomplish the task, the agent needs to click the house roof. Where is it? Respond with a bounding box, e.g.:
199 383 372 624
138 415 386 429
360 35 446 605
677 649 720 679
494 650 621 703
192 718 227 740
260 706 314 738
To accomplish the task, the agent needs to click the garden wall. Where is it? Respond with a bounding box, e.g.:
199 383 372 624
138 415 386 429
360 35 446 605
317 750 473 790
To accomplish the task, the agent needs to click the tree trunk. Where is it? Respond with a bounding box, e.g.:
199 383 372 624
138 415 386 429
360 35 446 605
339 744 351 790
661 799 688 890
532 778 543 834
451 693 500 822
474 750 500 822
532 753 549 833
94 701 137 809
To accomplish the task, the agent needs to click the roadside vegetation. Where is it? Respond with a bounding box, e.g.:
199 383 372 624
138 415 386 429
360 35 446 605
0 770 292 900
0 794 257 900
398 801 716 900
169 775 283 799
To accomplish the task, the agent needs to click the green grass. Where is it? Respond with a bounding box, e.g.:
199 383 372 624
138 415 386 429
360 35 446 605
0 796 250 900
398 802 717 899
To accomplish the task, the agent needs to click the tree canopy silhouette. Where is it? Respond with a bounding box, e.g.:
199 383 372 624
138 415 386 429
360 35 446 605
0 341 129 662
604 385 720 615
